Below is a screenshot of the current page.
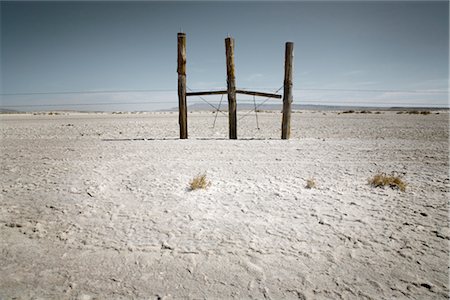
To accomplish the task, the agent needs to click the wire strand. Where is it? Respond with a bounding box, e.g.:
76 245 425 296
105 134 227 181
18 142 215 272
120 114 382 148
186 86 227 116
212 94 224 129
253 95 260 130
1 87 447 96
2 99 448 109
239 86 284 120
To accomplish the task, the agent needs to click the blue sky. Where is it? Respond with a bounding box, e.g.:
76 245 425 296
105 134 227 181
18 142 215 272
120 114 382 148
1 0 448 111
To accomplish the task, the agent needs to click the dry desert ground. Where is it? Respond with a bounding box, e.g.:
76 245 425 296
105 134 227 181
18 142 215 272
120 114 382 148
0 110 449 299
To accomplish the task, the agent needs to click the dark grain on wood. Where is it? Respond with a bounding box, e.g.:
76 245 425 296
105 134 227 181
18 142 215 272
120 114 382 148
186 90 228 96
225 37 237 139
236 90 282 99
281 42 294 140
177 33 186 75
178 33 188 139
187 90 281 98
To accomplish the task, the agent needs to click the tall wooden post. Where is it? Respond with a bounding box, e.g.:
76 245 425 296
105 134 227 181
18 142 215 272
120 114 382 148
281 42 294 140
225 37 237 139
178 32 188 139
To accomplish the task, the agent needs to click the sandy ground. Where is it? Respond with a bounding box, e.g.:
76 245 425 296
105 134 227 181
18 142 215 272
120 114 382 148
0 110 448 299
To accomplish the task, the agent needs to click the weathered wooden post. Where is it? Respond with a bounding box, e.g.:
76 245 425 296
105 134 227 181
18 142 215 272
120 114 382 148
281 42 294 140
178 32 188 139
225 37 237 139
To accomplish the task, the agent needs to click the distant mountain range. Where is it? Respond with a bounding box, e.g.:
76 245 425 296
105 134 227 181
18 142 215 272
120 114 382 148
1 104 448 114
0 108 21 114
167 103 449 112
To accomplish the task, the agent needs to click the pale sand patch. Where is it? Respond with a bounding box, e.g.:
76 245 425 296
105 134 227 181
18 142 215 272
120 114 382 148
0 111 448 299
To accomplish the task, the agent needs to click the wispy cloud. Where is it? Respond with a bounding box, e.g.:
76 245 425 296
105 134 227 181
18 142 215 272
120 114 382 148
191 81 224 90
410 78 448 91
245 73 264 82
341 70 364 76
1 90 179 111
293 88 448 107
354 81 378 86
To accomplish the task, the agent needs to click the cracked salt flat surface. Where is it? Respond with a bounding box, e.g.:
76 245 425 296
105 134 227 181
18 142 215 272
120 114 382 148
0 111 448 299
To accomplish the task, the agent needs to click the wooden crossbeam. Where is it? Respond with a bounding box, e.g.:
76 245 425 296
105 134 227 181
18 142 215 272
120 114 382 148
186 89 281 99
236 90 282 99
186 90 227 96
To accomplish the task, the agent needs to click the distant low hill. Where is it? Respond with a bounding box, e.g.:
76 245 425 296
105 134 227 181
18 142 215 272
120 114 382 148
170 103 449 112
0 108 21 114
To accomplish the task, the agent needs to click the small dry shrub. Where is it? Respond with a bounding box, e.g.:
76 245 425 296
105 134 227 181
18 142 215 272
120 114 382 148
343 110 355 114
407 110 420 114
405 110 430 115
368 172 406 192
305 178 316 189
360 110 372 114
189 173 211 191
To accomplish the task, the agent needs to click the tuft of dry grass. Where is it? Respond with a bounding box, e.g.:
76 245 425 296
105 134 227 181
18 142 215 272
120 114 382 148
401 110 431 115
305 178 316 189
407 110 420 114
189 173 211 191
342 110 355 114
368 172 406 192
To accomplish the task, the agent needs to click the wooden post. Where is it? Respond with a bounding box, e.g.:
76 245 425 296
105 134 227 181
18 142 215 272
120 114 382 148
178 32 188 139
281 42 294 140
225 37 237 139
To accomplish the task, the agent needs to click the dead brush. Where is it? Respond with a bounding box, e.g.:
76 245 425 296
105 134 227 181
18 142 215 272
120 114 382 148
189 173 211 191
368 172 406 192
305 178 316 189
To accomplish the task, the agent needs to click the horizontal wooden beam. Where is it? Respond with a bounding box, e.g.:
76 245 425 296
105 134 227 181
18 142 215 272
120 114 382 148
236 90 282 99
186 89 282 99
186 90 228 96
